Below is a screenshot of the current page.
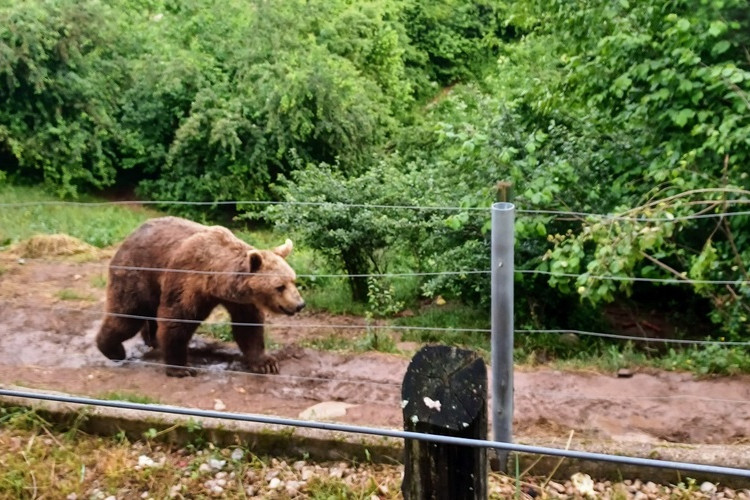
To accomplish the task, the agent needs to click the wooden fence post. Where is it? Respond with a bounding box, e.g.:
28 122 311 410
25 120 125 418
401 345 488 499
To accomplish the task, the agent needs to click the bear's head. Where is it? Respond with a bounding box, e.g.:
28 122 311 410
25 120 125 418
236 239 305 315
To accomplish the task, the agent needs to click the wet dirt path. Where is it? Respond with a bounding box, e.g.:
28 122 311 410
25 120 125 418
1 256 749 445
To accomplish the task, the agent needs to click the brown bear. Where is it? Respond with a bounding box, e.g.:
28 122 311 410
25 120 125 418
95 216 305 377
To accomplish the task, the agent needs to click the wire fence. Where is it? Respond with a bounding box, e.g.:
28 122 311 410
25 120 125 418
1 389 749 479
5 298 750 346
54 262 750 286
3 197 750 222
2 198 750 479
12 358 750 407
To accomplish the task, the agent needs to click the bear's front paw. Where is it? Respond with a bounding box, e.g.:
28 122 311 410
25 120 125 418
97 341 126 361
165 365 197 378
248 354 279 375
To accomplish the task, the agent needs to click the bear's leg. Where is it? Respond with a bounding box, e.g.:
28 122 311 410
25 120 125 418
140 320 158 348
224 302 278 374
96 315 144 360
156 308 200 377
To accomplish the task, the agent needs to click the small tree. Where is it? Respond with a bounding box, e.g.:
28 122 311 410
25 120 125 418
259 161 417 302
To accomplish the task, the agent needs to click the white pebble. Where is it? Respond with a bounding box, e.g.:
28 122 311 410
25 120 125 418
286 480 301 495
208 458 226 470
701 482 718 495
268 477 282 489
230 448 244 461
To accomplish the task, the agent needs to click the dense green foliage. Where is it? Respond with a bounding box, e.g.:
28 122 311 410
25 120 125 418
2 0 749 353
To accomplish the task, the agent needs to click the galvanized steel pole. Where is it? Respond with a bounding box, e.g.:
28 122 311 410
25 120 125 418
491 202 515 472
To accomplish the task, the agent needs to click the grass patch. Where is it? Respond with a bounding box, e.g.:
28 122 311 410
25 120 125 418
55 288 97 301
0 408 404 499
196 322 280 350
660 344 750 376
394 302 490 353
97 392 160 405
90 273 107 289
541 342 653 372
520 338 750 377
303 334 356 352
198 322 234 342
0 185 156 248
304 280 368 316
356 329 399 353
303 331 399 354
306 475 385 500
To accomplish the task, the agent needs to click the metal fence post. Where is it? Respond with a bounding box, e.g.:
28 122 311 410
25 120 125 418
491 202 515 472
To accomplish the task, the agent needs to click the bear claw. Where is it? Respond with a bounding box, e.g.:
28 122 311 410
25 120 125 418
248 355 279 375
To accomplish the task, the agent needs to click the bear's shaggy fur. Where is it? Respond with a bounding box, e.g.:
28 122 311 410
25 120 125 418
95 216 305 376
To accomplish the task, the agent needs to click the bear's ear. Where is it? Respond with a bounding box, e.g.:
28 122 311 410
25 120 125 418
247 250 263 273
273 239 293 259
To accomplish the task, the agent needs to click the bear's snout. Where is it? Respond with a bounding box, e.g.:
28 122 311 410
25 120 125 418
279 299 305 316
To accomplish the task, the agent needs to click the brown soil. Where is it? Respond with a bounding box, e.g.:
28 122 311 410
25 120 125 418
1 253 749 446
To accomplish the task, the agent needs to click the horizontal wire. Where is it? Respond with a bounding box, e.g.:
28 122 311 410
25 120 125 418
126 359 401 389
2 388 749 478
21 259 744 286
105 310 491 333
108 263 490 279
16 259 741 285
517 208 750 222
518 269 750 286
133 361 750 406
523 392 750 405
17 359 750 407
5 300 750 345
4 302 492 334
4 304 749 406
0 199 489 212
518 329 750 346
4 198 750 221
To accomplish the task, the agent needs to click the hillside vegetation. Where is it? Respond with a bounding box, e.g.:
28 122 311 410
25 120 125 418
2 0 749 353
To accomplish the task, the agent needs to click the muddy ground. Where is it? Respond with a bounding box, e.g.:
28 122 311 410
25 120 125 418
1 253 749 447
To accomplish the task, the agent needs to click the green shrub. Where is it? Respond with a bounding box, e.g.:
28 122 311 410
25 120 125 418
0 0 129 195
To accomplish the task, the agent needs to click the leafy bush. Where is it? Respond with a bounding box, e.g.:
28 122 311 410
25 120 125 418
401 0 504 92
517 0 750 339
259 160 420 302
0 0 129 195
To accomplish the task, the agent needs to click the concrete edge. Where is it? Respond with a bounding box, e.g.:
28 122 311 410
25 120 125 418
1 388 748 488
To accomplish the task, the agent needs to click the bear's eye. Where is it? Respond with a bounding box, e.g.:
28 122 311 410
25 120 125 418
276 285 286 293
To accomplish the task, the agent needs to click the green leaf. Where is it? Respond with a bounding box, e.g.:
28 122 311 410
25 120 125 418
708 20 727 37
671 108 695 127
712 40 731 56
675 18 691 32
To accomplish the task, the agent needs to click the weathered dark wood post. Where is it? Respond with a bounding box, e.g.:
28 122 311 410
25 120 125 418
401 345 488 499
